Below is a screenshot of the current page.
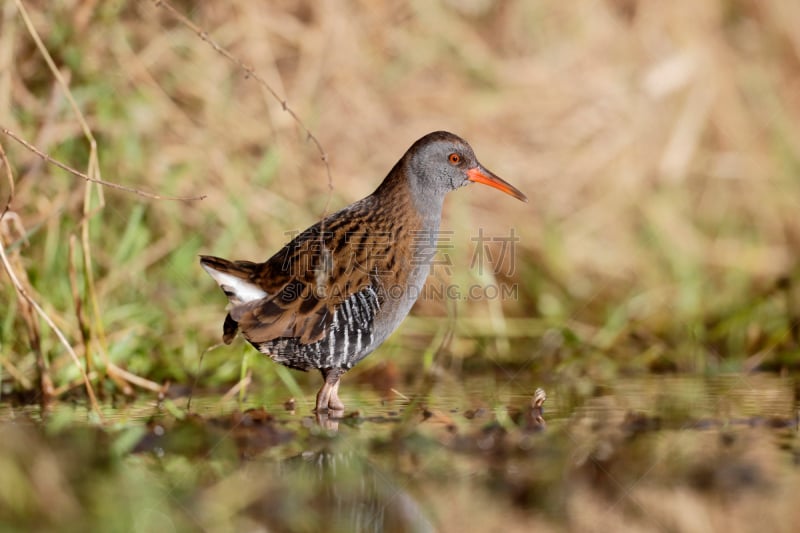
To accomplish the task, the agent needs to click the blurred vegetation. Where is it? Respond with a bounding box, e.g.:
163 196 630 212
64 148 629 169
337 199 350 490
3 0 800 405
1 0 800 413
1 1 800 531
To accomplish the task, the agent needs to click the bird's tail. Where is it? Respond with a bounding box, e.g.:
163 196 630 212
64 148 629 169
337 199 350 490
199 255 268 306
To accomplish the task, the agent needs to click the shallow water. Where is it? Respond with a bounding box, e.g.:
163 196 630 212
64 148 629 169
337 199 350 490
0 373 798 532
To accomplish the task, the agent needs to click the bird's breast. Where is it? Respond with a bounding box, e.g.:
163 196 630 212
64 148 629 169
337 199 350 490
363 218 441 342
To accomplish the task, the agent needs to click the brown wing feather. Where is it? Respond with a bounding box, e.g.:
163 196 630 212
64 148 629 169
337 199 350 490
231 201 384 346
205 174 423 349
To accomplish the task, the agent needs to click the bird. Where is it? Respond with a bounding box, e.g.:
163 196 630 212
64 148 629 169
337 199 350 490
200 131 527 413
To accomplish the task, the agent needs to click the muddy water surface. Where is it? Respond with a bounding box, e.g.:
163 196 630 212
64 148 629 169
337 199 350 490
0 374 798 532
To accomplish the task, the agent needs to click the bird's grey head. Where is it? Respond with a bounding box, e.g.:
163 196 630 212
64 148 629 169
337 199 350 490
401 131 528 218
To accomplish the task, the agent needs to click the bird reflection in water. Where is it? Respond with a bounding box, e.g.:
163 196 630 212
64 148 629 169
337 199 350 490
247 442 435 533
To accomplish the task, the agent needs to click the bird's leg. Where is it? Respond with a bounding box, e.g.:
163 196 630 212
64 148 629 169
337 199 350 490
315 368 345 413
315 381 333 413
328 379 345 411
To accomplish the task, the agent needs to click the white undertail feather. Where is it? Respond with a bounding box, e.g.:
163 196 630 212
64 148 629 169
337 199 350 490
201 264 267 305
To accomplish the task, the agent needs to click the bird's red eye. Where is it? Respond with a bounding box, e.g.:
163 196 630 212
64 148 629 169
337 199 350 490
448 153 461 165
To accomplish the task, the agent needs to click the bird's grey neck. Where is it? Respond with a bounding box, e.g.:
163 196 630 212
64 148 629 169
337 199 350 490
374 162 446 229
405 170 447 228
409 191 445 230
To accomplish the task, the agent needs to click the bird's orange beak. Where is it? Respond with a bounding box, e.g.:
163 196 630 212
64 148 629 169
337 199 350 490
466 166 528 202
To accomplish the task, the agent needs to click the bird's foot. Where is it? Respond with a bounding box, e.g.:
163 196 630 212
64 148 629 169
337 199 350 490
328 381 345 411
314 382 345 413
313 403 345 414
315 369 345 413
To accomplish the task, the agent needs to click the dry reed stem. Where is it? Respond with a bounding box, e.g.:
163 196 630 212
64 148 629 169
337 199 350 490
106 362 164 393
2 127 81 408
0 136 13 204
0 140 53 400
0 353 32 390
221 369 253 402
0 237 101 417
67 235 89 365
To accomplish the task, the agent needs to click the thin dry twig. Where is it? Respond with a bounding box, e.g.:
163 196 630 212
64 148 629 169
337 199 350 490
152 0 332 185
151 0 333 212
1 128 206 202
